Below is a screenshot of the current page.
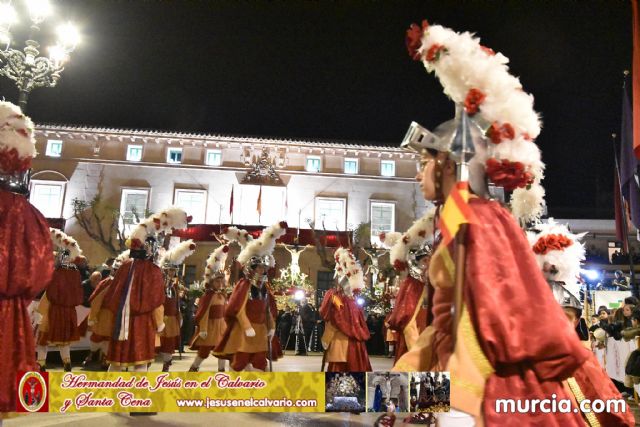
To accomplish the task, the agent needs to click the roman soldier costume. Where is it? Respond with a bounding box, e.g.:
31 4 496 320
157 240 196 371
391 20 633 426
36 229 85 372
0 102 53 413
214 222 285 371
385 208 436 365
320 247 372 372
189 244 230 372
103 207 190 371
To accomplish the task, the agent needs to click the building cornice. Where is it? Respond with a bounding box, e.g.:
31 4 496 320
34 123 418 159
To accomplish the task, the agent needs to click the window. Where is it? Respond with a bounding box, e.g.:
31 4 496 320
126 144 143 161
45 140 63 157
167 147 183 164
344 158 359 174
381 160 395 177
370 201 395 245
174 189 207 224
306 156 321 173
30 181 65 218
120 188 149 232
206 149 222 166
315 197 346 231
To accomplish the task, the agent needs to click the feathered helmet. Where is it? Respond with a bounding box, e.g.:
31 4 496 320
527 219 586 307
127 206 191 257
50 228 85 267
403 20 546 223
237 221 287 273
204 244 230 281
333 247 364 296
0 101 36 195
390 207 437 279
158 239 196 269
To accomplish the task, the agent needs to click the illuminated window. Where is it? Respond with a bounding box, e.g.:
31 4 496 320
206 149 222 166
174 189 207 224
30 181 65 218
127 144 143 161
370 201 395 245
167 147 183 164
45 140 63 157
344 158 358 174
306 156 321 173
381 160 395 177
120 188 149 232
315 197 346 231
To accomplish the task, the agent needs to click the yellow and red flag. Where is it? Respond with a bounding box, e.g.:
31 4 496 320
438 181 478 248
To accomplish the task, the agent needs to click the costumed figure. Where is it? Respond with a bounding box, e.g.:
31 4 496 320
157 239 196 371
189 244 230 372
391 20 633 426
83 250 129 370
214 222 285 371
320 247 372 372
103 207 191 371
385 209 436 365
36 229 85 372
0 102 53 414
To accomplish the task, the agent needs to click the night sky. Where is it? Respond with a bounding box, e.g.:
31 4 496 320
0 1 633 219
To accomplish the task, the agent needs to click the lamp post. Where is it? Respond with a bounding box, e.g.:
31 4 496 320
0 0 80 113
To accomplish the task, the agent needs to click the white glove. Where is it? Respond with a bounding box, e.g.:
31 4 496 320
87 319 95 327
157 323 166 333
34 312 43 325
245 327 256 338
199 331 208 339
321 340 329 351
267 329 275 338
180 318 183 328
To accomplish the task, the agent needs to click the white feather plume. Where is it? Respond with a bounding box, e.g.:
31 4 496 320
0 101 37 172
204 244 230 281
160 239 196 266
49 228 83 261
223 226 254 248
237 221 287 267
379 232 402 249
390 207 437 270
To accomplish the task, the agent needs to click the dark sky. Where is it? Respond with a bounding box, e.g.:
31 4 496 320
1 1 632 219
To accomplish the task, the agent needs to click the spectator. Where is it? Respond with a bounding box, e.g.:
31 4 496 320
81 271 102 308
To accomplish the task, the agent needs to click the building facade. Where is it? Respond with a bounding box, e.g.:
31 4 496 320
31 124 426 287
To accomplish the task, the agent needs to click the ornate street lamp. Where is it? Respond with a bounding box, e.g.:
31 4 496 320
0 0 80 112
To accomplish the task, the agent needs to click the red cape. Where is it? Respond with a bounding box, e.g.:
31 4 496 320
463 198 632 426
89 277 113 303
319 288 370 341
194 289 215 324
387 275 425 332
102 259 165 315
0 190 53 412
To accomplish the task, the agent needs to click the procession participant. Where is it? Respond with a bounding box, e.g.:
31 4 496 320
320 247 372 372
392 20 633 426
83 250 128 370
36 229 85 372
0 101 54 414
157 240 196 372
385 208 436 364
103 207 190 371
214 222 285 371
189 244 230 372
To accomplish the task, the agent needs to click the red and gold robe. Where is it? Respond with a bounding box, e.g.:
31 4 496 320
103 259 165 367
320 288 372 372
394 197 634 426
0 190 53 412
190 289 227 350
214 278 282 369
386 275 429 364
159 280 181 354
88 276 114 343
37 267 83 346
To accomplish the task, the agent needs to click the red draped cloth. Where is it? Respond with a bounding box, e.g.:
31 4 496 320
0 190 53 412
89 277 112 303
386 275 428 363
459 198 632 426
319 288 372 372
103 259 165 366
37 268 83 345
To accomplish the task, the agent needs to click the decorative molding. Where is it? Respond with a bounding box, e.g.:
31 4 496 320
241 147 285 187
